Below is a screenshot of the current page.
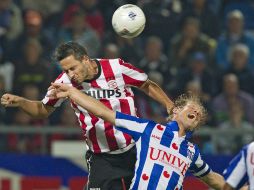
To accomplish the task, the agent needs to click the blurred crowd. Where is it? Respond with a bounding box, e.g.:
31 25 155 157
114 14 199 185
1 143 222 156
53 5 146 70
0 0 254 155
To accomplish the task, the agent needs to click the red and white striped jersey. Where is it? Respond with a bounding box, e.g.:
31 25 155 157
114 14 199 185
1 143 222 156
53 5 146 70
42 58 148 153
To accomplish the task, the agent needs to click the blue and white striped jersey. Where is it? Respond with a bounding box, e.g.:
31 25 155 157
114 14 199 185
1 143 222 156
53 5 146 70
115 112 211 190
223 141 254 190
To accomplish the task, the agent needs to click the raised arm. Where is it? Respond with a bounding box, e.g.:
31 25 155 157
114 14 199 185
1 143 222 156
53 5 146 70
51 83 116 125
139 79 174 114
200 171 225 190
1 93 54 118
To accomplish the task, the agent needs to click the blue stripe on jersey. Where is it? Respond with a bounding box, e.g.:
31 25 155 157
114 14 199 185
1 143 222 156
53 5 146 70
147 163 163 189
115 127 141 142
115 111 151 141
161 125 174 147
223 151 243 180
189 146 200 169
179 140 188 157
132 121 156 190
166 172 180 190
116 111 150 123
236 173 248 189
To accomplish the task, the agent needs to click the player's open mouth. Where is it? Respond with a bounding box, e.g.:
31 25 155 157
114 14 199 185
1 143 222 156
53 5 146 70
188 114 195 119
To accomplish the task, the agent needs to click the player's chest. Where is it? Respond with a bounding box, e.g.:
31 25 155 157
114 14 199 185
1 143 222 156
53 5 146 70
78 77 126 99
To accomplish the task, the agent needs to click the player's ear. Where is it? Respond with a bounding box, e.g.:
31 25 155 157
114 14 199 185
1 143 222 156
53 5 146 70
82 55 89 62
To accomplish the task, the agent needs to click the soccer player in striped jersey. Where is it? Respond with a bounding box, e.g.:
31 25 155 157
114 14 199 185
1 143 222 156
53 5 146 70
1 41 174 190
49 83 225 190
223 141 254 190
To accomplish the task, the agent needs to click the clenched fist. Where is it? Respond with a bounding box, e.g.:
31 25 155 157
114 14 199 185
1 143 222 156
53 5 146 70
1 93 23 107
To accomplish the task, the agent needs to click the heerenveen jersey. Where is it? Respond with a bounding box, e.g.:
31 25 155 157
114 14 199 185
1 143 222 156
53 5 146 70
42 58 148 153
115 112 211 190
223 141 254 190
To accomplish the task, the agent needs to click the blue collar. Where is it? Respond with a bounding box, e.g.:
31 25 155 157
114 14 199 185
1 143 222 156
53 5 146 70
166 121 193 139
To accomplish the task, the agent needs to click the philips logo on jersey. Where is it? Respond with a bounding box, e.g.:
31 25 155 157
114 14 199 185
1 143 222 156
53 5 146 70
86 89 122 99
149 147 189 176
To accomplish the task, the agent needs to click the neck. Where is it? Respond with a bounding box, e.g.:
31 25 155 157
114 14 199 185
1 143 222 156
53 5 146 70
173 119 186 137
86 60 98 80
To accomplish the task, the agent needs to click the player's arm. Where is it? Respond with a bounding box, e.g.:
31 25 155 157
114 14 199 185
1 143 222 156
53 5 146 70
1 93 55 118
51 83 149 140
119 59 174 113
139 79 174 113
50 83 116 125
200 171 225 190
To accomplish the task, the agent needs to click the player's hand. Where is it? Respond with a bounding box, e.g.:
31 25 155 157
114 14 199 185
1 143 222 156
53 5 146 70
49 83 73 99
1 93 23 107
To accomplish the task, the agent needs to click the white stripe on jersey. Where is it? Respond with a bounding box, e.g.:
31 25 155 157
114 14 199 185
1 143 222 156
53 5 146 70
224 141 254 190
109 59 126 88
193 162 210 177
120 63 148 82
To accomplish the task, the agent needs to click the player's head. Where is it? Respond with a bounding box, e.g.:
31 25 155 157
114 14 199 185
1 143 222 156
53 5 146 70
171 93 207 131
54 42 91 84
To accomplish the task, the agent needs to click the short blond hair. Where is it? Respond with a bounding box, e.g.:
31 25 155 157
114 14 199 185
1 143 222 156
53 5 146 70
174 93 208 128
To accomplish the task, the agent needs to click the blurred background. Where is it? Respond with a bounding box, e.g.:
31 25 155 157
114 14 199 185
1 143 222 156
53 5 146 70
0 0 254 189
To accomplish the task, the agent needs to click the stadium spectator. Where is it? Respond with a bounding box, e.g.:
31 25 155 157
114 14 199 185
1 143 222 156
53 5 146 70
169 17 215 69
0 0 23 40
102 43 119 59
181 0 220 38
222 43 254 95
12 38 52 96
174 52 217 99
217 101 254 154
212 73 254 125
0 45 14 92
62 0 105 38
142 0 182 50
1 41 173 190
223 141 254 190
138 36 170 86
216 10 254 69
13 9 55 61
58 11 100 58
50 83 225 190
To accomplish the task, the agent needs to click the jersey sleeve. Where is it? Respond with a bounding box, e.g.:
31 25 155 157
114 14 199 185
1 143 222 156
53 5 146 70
41 72 70 107
115 111 152 141
188 146 211 178
119 58 148 87
223 145 248 189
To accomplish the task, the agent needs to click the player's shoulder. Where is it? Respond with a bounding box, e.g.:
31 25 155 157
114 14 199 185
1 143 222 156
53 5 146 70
97 58 124 65
247 141 254 152
54 72 71 83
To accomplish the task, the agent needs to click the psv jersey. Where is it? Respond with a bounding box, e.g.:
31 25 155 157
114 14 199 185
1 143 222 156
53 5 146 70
223 141 254 190
42 58 148 153
115 112 211 190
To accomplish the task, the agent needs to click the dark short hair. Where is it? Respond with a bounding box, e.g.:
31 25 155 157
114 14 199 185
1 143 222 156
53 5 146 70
53 41 88 62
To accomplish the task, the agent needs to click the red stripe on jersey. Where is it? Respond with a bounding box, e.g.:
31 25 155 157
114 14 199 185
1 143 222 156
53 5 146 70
100 59 116 82
122 73 146 87
90 79 100 88
89 113 101 153
119 59 145 73
46 98 58 106
101 99 118 150
119 99 132 145
55 72 65 81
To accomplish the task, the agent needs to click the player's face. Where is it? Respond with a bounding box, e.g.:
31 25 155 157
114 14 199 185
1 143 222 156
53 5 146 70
174 102 201 131
59 55 88 84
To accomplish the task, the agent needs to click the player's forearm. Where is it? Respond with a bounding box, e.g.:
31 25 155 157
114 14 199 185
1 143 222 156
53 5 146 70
223 183 234 190
69 88 116 124
18 98 50 118
140 79 174 112
201 172 225 190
